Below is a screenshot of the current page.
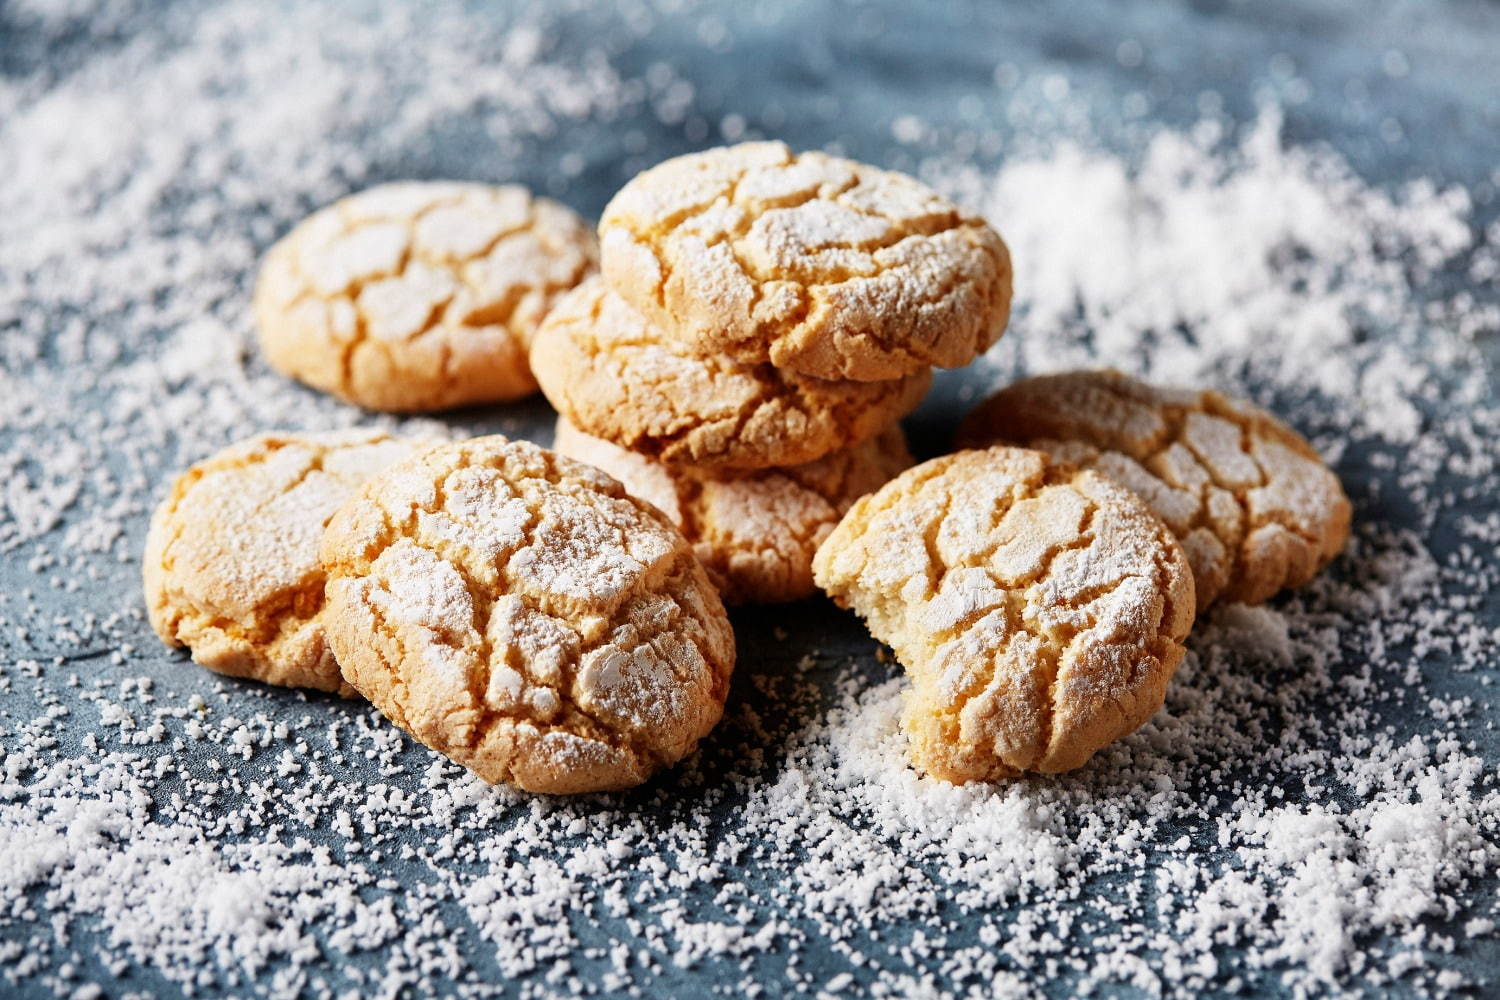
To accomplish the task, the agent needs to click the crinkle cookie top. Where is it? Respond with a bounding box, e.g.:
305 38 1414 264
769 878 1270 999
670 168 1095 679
143 429 435 695
599 142 1012 382
554 419 913 605
255 181 596 412
812 447 1194 783
956 370 1352 609
531 277 930 471
319 436 736 794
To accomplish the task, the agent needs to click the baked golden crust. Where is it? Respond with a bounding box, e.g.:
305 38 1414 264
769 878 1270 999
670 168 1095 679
812 447 1195 783
531 277 930 471
255 181 596 412
599 142 1011 382
956 370 1351 609
143 429 435 695
553 419 913 605
318 435 736 794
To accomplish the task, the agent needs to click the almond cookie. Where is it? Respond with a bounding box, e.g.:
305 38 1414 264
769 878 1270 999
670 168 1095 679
143 429 437 695
255 181 597 412
554 418 914 605
319 436 736 794
812 447 1195 783
955 370 1352 609
532 277 930 471
599 142 1012 382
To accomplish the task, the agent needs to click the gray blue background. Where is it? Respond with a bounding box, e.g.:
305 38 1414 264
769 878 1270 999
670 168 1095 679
2 0 1498 996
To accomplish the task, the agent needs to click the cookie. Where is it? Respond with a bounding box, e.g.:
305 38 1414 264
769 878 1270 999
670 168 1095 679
143 429 437 695
319 436 736 794
531 277 930 471
955 370 1352 609
255 181 597 412
554 418 914 605
812 447 1194 783
599 142 1012 382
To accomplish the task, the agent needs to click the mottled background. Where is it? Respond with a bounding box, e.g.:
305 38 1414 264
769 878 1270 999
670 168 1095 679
2 1 1498 997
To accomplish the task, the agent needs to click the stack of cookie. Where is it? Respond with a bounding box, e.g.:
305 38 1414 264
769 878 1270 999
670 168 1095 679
533 142 1014 604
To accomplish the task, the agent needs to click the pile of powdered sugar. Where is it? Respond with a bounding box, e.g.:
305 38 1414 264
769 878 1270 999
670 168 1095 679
2 2 1498 998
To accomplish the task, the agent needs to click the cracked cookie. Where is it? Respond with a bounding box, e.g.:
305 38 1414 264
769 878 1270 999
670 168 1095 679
554 418 913 605
255 181 597 412
599 142 1012 382
143 429 438 695
532 277 930 471
812 447 1194 783
956 370 1351 609
319 435 736 794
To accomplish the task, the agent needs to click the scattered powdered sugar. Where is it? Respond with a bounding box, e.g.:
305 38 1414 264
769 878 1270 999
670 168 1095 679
1 2 1498 998
975 108 1495 447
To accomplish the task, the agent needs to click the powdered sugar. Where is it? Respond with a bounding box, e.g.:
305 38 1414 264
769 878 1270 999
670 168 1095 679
2 2 1498 998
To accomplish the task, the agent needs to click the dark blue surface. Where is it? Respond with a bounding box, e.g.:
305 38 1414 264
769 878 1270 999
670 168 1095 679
2 1 1498 997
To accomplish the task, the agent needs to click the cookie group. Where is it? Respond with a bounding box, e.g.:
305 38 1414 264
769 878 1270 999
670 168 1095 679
811 370 1349 782
147 144 1352 794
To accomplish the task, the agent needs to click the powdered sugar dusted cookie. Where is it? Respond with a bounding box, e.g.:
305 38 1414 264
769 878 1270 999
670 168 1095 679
554 418 913 605
319 436 735 794
143 429 438 695
532 277 930 471
956 370 1352 609
812 447 1194 783
599 142 1012 382
255 181 596 412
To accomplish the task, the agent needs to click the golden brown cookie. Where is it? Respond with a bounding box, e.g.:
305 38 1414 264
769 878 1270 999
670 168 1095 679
812 447 1195 783
955 370 1351 609
319 436 735 794
531 277 930 471
599 142 1012 382
554 418 913 605
255 181 597 412
143 429 437 695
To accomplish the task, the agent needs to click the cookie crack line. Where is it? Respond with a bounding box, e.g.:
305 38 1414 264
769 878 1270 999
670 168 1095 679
1027 501 1099 774
926 485 1104 776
